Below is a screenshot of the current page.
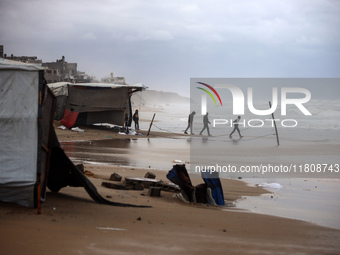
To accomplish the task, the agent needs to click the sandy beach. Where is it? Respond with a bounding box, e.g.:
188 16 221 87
1 108 340 255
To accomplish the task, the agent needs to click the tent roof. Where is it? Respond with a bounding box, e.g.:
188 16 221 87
71 82 147 90
0 58 45 71
48 82 147 89
48 82 147 97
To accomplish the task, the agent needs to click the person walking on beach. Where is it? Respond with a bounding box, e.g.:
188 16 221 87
133 109 139 130
124 113 130 134
184 111 196 135
199 112 211 136
229 116 243 138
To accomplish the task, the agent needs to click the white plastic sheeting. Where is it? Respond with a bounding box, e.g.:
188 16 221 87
0 58 45 71
0 58 43 207
47 82 147 97
47 82 69 97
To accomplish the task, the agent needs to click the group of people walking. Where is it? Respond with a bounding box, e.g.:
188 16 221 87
184 111 212 136
184 111 243 138
129 109 243 138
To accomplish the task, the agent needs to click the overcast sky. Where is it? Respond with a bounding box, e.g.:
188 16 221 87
1 0 339 96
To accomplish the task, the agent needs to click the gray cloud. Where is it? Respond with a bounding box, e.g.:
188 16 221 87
1 0 339 96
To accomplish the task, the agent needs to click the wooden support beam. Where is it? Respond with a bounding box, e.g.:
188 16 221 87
147 113 156 136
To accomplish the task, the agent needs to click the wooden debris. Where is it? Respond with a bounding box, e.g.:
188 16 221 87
134 183 144 191
149 187 161 197
124 177 159 189
110 172 122 182
101 182 127 190
144 172 156 179
101 176 180 193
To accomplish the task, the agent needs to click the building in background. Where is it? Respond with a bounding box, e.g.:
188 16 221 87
1 45 42 64
101 72 126 84
1 45 125 84
42 56 77 82
44 68 60 83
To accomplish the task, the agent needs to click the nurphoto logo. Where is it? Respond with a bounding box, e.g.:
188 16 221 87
195 81 312 128
199 83 311 116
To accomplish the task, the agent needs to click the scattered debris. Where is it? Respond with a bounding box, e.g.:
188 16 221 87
144 172 156 179
84 170 95 177
167 164 225 206
129 130 137 135
57 125 66 130
124 177 160 189
257 183 282 189
149 187 161 197
110 172 122 182
101 182 127 190
134 183 144 191
71 127 84 132
101 175 180 193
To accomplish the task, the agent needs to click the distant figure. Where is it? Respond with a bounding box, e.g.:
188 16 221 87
133 109 139 130
184 111 196 135
229 116 243 138
199 112 211 136
124 113 130 134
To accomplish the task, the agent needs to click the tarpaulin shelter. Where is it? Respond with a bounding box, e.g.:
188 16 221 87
0 58 149 210
0 58 55 209
48 82 147 127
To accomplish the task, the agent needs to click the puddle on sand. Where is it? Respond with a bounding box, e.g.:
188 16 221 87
60 138 190 170
61 139 133 166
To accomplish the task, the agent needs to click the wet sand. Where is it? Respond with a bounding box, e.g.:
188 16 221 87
1 120 340 255
1 164 340 255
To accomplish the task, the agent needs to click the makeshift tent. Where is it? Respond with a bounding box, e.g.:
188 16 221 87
0 58 54 209
48 82 147 127
0 58 149 210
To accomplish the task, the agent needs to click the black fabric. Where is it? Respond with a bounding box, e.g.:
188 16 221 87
48 129 150 208
195 183 208 204
166 164 195 202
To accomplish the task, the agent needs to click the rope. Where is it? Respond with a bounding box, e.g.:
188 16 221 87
238 133 275 142
239 123 265 132
150 123 276 143
152 123 182 134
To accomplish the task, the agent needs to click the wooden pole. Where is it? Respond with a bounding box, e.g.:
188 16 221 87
269 101 280 146
147 113 156 136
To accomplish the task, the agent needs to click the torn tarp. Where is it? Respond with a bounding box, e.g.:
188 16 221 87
48 129 150 208
166 165 225 206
